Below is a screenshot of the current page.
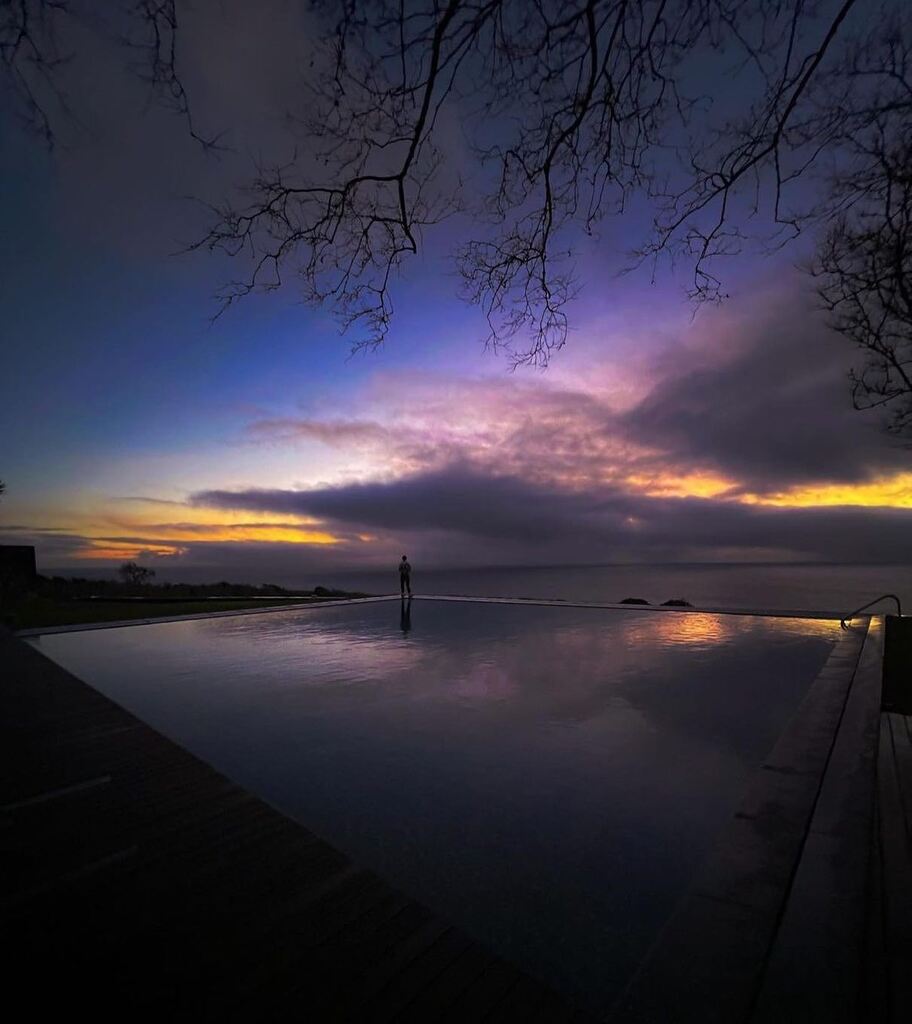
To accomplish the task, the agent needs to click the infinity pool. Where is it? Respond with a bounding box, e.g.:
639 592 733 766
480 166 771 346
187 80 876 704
29 599 839 1013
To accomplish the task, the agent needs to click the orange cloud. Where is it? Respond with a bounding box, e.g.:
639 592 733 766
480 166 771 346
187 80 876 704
71 541 187 561
41 498 345 562
624 471 736 500
160 524 339 544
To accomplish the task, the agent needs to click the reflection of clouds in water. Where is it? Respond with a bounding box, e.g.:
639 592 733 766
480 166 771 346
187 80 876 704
201 605 841 723
200 607 632 719
452 662 519 701
210 611 425 687
44 604 841 745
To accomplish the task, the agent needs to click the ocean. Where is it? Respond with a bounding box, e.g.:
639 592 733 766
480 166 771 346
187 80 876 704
326 562 912 616
49 561 912 616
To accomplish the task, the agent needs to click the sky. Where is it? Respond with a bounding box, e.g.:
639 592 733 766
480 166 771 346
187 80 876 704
2 0 910 583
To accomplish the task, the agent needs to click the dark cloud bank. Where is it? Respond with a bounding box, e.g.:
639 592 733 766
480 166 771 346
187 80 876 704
193 466 912 565
622 291 907 489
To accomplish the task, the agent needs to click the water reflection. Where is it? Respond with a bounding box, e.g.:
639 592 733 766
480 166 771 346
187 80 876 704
399 595 412 634
30 600 840 1016
633 610 730 648
624 608 840 652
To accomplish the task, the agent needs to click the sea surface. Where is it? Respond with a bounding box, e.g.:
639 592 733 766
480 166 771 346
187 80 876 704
328 562 912 614
51 560 911 614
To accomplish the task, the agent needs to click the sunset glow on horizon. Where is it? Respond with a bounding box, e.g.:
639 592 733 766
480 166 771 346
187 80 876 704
12 359 912 571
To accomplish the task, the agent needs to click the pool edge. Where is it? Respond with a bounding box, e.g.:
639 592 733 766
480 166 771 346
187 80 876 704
17 592 850 637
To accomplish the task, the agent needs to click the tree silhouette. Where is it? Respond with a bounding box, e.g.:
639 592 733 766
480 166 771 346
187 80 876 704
192 0 873 359
0 1 218 148
4 1 911 433
118 561 156 586
815 157 912 438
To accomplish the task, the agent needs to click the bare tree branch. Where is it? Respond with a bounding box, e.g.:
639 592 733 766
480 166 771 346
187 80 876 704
0 0 72 145
5 0 912 434
0 0 214 147
814 136 912 437
125 0 225 150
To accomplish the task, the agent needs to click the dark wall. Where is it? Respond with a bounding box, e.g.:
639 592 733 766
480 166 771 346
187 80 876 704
0 546 37 581
883 615 912 714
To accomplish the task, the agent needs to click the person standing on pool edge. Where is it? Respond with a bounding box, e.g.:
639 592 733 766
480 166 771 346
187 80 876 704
399 555 412 597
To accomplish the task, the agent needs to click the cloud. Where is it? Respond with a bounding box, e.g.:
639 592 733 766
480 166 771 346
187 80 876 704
18 278 912 575
195 465 614 542
191 463 912 564
0 527 183 565
622 289 907 488
247 418 393 448
242 283 909 500
111 496 190 507
246 373 647 489
182 283 912 567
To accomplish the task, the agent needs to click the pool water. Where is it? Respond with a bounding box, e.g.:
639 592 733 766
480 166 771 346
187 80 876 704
30 599 839 1013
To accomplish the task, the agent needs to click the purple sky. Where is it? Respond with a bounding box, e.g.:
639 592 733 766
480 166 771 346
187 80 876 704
2 0 909 582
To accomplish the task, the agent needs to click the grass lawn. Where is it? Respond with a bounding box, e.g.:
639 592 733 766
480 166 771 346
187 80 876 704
3 597 315 631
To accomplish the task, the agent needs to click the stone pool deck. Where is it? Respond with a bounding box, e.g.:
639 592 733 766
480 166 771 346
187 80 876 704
3 603 910 1021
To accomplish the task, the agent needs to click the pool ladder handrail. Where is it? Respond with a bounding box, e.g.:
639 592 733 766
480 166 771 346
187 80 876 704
840 593 902 629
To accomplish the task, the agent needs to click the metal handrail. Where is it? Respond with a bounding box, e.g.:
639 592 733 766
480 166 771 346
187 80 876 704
840 593 902 629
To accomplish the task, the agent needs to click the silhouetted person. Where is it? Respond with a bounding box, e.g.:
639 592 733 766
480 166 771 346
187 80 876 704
400 594 412 633
399 555 412 596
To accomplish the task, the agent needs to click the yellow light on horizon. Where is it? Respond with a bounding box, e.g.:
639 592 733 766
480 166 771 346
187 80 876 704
105 501 330 530
625 471 735 499
63 499 344 552
744 472 912 509
67 525 342 561
72 542 187 560
129 525 341 545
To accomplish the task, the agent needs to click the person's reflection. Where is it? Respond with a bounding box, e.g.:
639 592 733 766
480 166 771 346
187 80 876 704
400 595 412 634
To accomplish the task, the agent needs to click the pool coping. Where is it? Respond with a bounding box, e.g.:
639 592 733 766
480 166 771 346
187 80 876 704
16 592 853 637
